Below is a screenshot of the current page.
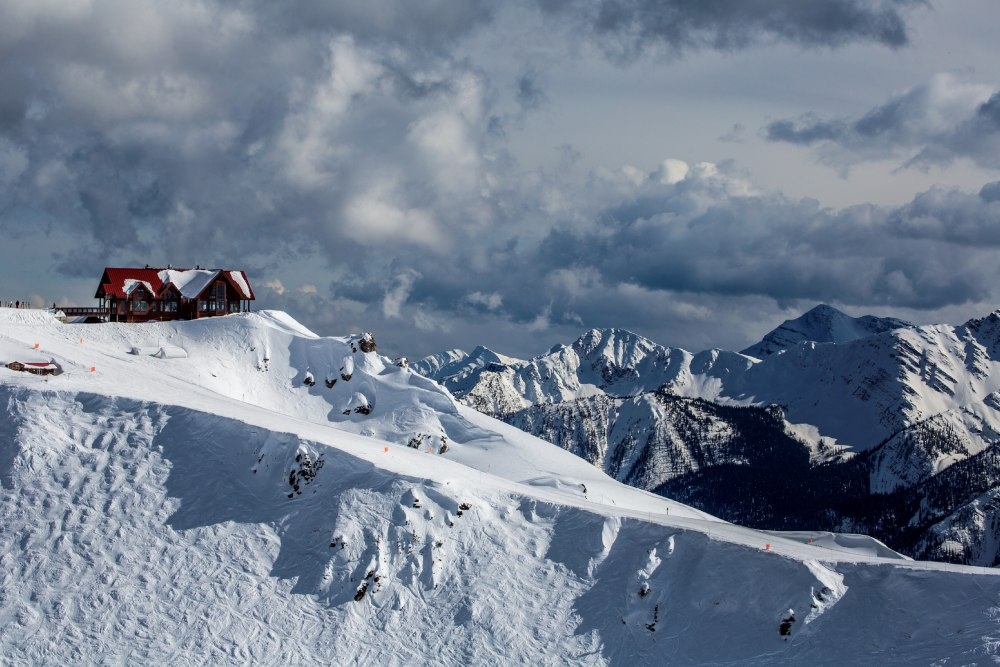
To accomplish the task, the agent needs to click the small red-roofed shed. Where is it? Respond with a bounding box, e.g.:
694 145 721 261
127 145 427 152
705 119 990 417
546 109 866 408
5 361 61 376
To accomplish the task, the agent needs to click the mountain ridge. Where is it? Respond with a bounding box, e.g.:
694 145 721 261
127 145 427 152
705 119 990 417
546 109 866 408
741 303 914 358
414 305 1000 565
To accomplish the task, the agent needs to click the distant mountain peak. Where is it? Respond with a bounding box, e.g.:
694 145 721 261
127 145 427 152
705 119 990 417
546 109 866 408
570 327 658 359
742 304 913 358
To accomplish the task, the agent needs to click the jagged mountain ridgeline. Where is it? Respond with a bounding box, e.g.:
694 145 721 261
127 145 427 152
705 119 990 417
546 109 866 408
415 305 1000 565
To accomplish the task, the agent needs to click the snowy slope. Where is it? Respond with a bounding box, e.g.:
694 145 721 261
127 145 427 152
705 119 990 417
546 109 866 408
2 308 1000 664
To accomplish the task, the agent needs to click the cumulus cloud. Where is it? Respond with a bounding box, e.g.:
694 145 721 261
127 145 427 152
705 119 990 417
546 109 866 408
261 279 286 296
765 72 1000 170
464 291 504 310
382 270 420 319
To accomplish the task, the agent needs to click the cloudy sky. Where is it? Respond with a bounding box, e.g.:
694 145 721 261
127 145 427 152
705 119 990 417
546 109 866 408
3 0 1000 359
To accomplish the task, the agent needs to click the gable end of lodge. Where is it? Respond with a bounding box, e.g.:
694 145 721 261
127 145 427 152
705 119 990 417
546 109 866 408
61 266 255 323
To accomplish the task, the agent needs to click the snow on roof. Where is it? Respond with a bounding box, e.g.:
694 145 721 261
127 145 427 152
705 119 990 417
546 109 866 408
18 362 60 369
122 279 155 296
228 270 254 299
158 269 219 299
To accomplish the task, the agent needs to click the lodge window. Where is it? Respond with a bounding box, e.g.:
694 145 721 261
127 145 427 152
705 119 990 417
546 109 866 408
210 281 226 312
163 293 178 312
210 281 226 301
133 301 148 313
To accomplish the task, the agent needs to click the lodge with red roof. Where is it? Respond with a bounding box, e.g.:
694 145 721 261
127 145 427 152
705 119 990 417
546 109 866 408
63 266 255 323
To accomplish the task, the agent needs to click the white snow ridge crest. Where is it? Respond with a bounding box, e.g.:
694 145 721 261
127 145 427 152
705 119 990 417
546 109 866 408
1 308 1000 664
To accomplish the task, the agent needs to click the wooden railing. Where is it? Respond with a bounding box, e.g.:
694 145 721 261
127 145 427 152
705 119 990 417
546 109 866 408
58 307 110 317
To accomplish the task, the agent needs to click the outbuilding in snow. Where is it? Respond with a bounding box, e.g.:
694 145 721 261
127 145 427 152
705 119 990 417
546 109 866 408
5 361 61 376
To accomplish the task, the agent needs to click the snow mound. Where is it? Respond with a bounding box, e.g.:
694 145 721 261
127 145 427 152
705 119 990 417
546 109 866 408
0 307 61 326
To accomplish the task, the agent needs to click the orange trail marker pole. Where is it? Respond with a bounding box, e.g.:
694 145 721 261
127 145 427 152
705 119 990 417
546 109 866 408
90 367 96 373
383 447 388 453
33 343 39 349
765 543 771 551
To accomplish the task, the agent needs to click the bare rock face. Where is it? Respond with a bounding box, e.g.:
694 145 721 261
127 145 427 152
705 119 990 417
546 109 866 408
359 332 377 353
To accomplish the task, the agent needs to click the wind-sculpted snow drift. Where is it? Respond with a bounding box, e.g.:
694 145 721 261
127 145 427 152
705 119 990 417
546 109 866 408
2 308 1000 664
417 306 1000 565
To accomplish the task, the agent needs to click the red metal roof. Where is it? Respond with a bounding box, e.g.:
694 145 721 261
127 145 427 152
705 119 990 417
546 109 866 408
96 269 164 299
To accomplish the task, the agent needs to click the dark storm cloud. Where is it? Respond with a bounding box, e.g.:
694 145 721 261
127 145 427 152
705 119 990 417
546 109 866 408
538 0 922 60
326 170 1000 353
765 73 1000 170
252 0 495 47
515 70 547 112
470 165 1000 324
764 116 848 144
980 181 1000 203
886 181 1000 245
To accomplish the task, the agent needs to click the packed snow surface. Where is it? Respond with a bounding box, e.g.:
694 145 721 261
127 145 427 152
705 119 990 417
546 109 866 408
2 307 1000 665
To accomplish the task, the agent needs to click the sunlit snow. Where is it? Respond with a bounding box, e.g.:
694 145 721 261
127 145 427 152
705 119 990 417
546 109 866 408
2 308 999 664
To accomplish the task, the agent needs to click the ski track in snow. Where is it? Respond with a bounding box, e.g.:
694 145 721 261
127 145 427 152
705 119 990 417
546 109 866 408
2 308 1000 665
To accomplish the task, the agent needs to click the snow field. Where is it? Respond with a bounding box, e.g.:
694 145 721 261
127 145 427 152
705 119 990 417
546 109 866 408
2 309 1000 664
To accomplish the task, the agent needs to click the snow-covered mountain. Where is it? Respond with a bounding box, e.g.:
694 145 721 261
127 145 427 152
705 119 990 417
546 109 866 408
420 328 752 418
410 344 524 400
3 307 1000 664
415 306 1000 565
740 303 913 358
